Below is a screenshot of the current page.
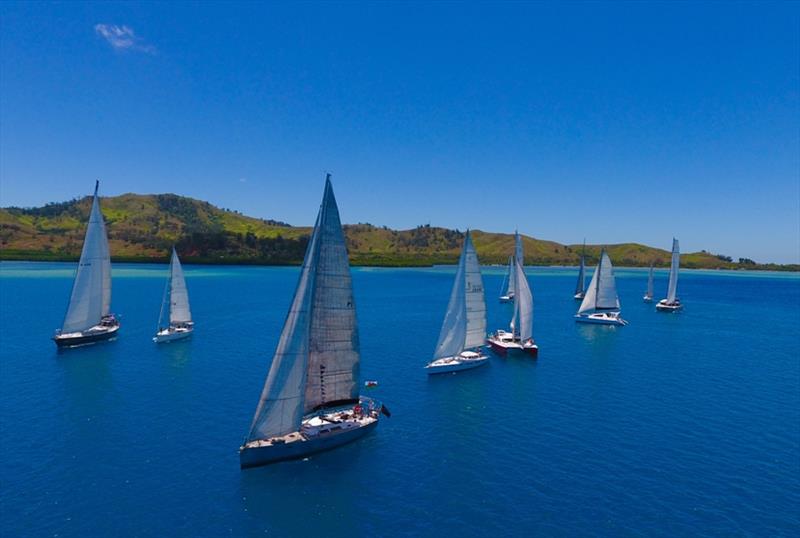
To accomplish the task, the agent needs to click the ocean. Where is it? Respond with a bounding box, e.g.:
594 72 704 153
1 262 798 537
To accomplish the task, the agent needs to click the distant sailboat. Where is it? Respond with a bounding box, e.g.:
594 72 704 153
240 175 384 469
488 256 538 356
426 231 489 374
643 262 655 303
153 248 194 343
53 181 120 347
656 238 683 312
574 249 627 326
574 242 586 300
499 231 523 302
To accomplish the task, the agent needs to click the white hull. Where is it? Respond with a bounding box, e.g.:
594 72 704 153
426 353 489 374
486 331 538 357
153 326 193 343
643 295 653 303
499 294 513 303
574 312 627 326
574 292 585 301
656 300 683 312
240 405 379 468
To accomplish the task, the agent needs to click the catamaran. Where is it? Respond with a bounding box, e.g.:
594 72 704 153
426 231 488 374
574 242 586 300
53 181 120 347
656 238 683 312
240 175 384 469
574 249 627 326
499 231 523 302
488 257 538 357
643 262 655 302
153 248 194 343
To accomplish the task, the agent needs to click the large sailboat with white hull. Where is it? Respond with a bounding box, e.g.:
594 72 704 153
153 248 194 343
499 231 523 302
643 262 655 302
488 257 538 357
574 249 627 326
240 175 384 469
53 181 119 347
656 238 683 312
426 230 488 374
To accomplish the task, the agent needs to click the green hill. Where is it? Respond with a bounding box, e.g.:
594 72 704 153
1 193 796 271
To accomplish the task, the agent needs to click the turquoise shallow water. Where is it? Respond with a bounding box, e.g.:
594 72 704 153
1 262 799 537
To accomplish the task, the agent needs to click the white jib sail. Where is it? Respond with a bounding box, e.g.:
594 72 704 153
515 231 523 267
647 263 654 298
666 238 680 303
577 261 600 315
61 182 112 333
514 258 533 341
505 255 515 297
169 248 192 324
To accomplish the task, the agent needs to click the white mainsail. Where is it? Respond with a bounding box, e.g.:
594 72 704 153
646 262 654 298
666 238 680 303
577 249 620 314
515 231 523 267
61 181 112 333
433 231 486 359
169 248 192 324
504 232 524 297
513 258 533 341
247 176 359 441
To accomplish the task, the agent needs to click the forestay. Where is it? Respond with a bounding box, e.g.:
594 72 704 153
61 182 112 333
169 248 192 324
666 238 680 303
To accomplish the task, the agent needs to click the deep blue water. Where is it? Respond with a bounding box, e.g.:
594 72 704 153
1 262 798 537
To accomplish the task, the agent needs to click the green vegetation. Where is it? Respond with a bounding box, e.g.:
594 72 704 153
1 194 797 271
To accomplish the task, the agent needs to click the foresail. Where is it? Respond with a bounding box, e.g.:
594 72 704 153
515 259 533 341
169 249 192 324
463 232 486 349
666 238 679 302
577 263 600 314
304 178 360 412
596 251 620 310
434 240 467 359
62 185 111 333
247 203 321 441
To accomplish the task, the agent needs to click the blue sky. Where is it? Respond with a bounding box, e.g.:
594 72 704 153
1 2 798 263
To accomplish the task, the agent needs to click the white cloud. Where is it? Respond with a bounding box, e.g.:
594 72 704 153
94 24 156 54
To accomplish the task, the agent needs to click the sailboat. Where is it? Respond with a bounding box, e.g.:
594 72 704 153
656 238 683 312
574 248 627 326
487 257 538 357
499 231 523 302
153 248 194 343
53 181 120 347
643 262 655 302
240 175 384 469
426 231 489 374
574 242 586 300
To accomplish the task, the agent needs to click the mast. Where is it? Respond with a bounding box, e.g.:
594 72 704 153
156 256 170 331
575 241 586 295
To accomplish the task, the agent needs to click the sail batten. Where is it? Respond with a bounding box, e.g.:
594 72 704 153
666 239 680 303
61 183 112 333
